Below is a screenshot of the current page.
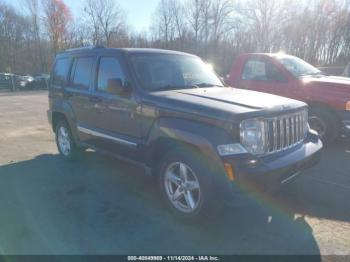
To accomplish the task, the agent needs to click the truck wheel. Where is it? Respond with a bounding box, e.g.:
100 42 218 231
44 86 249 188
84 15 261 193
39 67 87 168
158 148 222 222
309 107 339 145
55 120 80 160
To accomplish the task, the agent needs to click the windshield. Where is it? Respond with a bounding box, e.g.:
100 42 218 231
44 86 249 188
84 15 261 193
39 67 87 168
129 53 223 91
277 55 322 77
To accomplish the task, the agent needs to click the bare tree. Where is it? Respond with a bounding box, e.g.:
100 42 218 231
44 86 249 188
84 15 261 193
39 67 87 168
1 0 350 77
0 3 33 73
152 0 175 47
186 0 204 47
210 0 233 47
149 0 350 73
235 0 291 52
84 0 125 47
200 0 211 51
171 0 187 49
152 0 187 49
68 22 91 48
22 0 45 71
42 0 72 55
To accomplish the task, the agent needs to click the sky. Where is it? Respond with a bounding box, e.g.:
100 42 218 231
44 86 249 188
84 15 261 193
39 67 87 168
4 0 160 32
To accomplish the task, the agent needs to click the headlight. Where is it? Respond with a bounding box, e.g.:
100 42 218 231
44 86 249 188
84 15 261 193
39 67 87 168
346 101 350 111
240 119 267 155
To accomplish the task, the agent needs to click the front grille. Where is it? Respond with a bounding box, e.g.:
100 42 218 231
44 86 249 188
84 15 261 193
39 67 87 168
266 110 308 153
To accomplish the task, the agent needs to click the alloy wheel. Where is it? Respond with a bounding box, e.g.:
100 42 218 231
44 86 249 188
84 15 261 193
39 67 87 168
309 116 327 139
164 162 201 214
57 126 71 156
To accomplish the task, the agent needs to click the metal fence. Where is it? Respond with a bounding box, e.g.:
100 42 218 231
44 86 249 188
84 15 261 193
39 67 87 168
0 73 50 91
0 74 15 91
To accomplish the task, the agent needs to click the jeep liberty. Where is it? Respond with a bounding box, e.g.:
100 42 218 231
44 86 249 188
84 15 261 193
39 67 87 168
48 47 322 220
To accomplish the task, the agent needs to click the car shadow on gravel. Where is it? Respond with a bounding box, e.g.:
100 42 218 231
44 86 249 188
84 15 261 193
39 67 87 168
273 139 350 223
0 152 321 256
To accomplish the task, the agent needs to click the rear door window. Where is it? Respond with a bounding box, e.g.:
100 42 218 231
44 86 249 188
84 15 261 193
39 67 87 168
71 57 94 90
242 60 266 80
52 58 71 87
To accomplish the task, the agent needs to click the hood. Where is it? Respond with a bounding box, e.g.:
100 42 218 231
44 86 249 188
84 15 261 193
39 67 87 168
302 75 350 91
300 76 350 106
147 87 306 121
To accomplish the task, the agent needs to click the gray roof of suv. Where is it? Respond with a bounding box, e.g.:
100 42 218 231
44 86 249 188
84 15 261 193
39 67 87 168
59 46 195 57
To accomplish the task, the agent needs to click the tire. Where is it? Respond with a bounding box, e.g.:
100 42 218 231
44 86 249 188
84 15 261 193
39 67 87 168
55 119 81 161
309 107 340 145
158 147 223 222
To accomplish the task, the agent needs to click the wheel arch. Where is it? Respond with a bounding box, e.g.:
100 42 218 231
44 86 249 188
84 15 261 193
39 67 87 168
52 111 68 132
51 100 79 142
307 101 341 125
146 118 235 203
146 118 232 166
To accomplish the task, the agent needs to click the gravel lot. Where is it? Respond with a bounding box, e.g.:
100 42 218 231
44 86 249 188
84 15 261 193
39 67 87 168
0 91 349 255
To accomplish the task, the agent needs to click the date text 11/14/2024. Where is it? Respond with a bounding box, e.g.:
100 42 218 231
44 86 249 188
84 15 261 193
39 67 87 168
127 256 219 261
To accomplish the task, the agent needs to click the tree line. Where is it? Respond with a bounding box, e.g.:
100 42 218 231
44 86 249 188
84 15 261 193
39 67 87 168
0 0 350 76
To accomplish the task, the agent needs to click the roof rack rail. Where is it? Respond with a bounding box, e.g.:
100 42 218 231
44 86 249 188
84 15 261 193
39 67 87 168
63 45 105 53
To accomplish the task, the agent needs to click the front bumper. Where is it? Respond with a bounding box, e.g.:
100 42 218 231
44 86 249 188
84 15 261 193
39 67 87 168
223 131 322 193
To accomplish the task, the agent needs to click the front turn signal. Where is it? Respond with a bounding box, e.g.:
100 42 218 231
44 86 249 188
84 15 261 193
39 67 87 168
346 101 350 111
224 163 235 181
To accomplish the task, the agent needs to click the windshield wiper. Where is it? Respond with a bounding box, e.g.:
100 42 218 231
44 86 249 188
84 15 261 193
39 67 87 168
151 84 200 91
192 83 224 88
150 83 224 92
299 72 323 77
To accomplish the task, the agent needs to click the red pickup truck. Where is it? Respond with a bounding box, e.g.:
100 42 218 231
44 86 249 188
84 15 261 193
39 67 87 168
228 53 350 144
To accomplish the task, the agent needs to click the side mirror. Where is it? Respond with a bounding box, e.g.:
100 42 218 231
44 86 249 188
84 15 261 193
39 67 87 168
107 78 130 96
220 76 226 85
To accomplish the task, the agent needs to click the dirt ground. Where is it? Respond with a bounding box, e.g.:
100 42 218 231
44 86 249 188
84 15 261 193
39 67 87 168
0 91 349 256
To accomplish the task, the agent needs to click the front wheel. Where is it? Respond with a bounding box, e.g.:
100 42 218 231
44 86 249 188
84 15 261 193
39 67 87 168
158 148 223 221
309 107 340 145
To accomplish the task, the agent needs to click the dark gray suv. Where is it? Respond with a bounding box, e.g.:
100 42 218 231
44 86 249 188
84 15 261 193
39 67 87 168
47 46 322 220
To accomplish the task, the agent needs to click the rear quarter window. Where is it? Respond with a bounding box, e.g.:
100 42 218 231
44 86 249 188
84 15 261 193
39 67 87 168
242 59 286 82
52 58 71 87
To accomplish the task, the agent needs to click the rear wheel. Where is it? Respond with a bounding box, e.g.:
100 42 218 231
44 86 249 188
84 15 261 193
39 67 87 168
309 107 339 145
55 120 80 160
158 147 223 221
